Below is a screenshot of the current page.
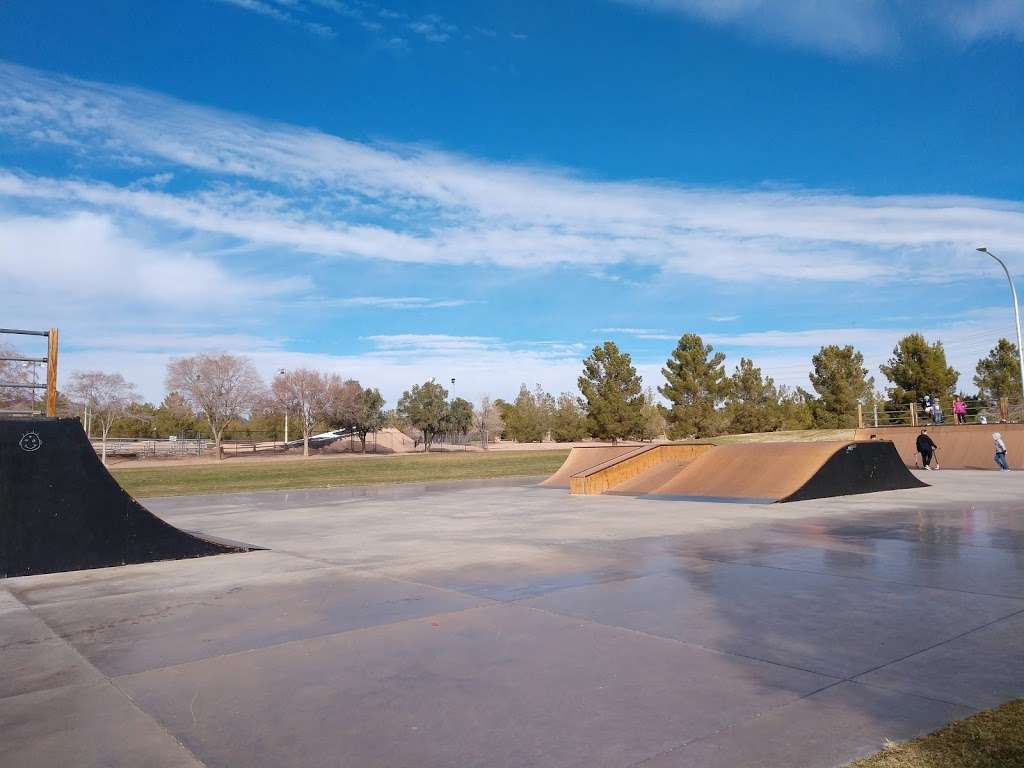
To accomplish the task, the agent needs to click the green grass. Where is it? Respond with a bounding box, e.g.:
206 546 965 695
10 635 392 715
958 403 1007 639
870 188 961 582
845 699 1024 768
704 428 856 444
112 449 569 499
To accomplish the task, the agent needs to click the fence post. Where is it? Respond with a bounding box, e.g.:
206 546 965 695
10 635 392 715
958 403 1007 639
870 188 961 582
856 403 864 429
909 403 916 427
873 402 879 427
45 327 58 417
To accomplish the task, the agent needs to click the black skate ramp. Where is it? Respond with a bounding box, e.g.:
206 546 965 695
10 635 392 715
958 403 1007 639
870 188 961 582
1 417 254 578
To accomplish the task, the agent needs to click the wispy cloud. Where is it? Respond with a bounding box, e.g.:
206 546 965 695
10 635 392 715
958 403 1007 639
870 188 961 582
622 0 1024 57
930 0 1024 43
302 296 476 309
307 0 384 32
594 327 666 335
408 13 458 42
215 0 470 45
213 0 335 37
1 62 1022 405
2 62 1021 285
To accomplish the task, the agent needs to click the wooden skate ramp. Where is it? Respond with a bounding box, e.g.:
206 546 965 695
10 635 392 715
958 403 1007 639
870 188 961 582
645 441 926 503
854 424 1024 470
570 443 715 495
538 445 643 488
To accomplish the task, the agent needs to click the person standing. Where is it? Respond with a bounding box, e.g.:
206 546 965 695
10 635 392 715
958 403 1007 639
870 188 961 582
993 432 1009 471
953 396 967 424
916 428 938 470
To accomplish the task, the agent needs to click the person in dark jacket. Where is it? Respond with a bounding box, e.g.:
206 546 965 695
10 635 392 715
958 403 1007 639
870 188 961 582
916 429 938 470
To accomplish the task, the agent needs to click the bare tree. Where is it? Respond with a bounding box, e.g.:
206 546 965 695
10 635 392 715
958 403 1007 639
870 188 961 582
166 353 264 459
322 376 362 432
66 371 139 465
474 395 503 449
272 369 331 457
0 342 34 411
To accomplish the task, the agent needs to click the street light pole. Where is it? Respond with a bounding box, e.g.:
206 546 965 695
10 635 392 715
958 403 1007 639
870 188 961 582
449 378 456 448
278 368 288 443
977 247 1024 402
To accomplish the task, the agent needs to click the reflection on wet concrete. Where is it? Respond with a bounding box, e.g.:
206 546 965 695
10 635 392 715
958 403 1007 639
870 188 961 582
4 471 1024 768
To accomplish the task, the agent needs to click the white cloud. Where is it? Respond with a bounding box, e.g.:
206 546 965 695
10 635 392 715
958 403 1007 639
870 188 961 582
300 296 475 309
0 211 309 307
931 0 1024 42
213 0 336 37
594 327 666 335
408 14 458 42
1 62 1022 284
623 0 1024 56
2 63 1022 408
623 0 898 56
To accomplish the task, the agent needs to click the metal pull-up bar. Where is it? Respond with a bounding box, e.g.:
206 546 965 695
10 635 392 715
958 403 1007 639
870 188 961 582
0 327 59 416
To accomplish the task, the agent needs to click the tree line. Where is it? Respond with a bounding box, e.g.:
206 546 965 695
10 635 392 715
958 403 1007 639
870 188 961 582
4 330 1020 462
494 332 1023 442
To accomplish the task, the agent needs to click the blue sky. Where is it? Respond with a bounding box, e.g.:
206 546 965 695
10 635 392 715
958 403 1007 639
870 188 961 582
1 0 1023 404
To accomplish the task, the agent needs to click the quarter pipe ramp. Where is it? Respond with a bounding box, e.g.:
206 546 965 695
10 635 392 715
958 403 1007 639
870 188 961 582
542 440 926 503
645 441 926 502
854 424 1024 470
1 418 252 578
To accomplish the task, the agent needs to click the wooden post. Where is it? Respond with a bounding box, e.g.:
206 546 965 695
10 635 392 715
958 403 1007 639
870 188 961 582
909 403 916 427
856 403 864 429
45 327 58 417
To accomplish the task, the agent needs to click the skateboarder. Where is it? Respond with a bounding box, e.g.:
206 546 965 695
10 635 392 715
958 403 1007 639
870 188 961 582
916 428 938 470
993 432 1009 471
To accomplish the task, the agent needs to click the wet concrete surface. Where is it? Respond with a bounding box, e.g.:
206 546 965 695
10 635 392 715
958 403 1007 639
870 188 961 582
3 471 1024 767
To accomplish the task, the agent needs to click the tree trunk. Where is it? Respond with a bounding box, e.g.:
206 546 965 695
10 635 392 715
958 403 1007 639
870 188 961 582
303 434 310 457
101 427 108 466
359 434 367 453
212 423 224 460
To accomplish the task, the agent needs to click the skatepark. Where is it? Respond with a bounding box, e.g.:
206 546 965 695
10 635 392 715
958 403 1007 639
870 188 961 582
3 415 1024 767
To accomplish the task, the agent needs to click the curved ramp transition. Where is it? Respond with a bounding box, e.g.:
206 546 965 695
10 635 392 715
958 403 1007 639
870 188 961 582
538 444 643 488
1 418 253 578
854 424 1024 470
646 441 926 503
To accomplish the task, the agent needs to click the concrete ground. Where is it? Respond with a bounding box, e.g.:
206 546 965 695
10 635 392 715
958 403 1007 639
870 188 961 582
3 471 1024 768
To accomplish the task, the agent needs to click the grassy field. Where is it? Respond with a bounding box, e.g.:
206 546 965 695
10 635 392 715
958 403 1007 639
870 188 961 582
113 449 569 498
846 699 1024 768
706 428 856 443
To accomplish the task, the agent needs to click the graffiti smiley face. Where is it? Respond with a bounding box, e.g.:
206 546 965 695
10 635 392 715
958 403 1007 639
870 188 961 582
19 431 42 452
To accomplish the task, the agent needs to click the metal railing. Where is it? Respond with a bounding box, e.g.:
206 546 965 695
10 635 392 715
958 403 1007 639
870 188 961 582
0 327 58 416
860 398 1023 428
